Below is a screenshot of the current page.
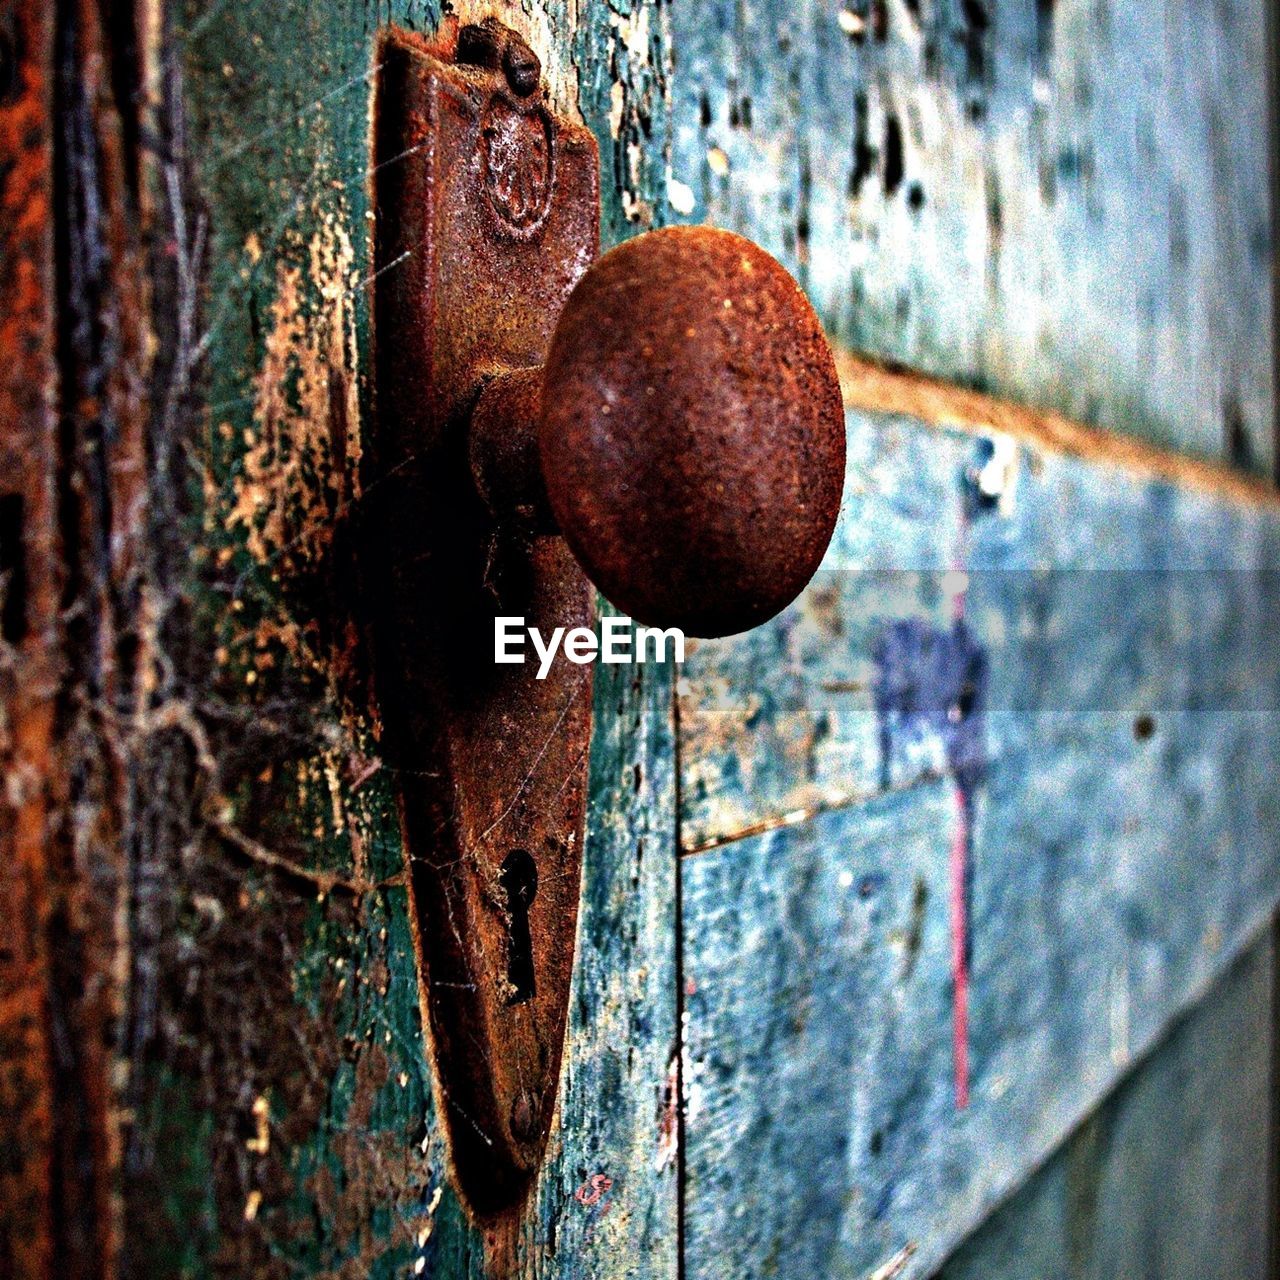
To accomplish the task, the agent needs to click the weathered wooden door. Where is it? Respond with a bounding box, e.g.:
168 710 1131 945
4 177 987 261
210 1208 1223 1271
0 0 1274 1277
670 4 1277 1278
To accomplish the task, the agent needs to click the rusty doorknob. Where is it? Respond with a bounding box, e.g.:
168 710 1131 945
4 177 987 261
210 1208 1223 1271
470 226 846 638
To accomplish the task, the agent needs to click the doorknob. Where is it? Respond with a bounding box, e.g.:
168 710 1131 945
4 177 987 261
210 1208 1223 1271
369 20 845 1219
469 225 846 639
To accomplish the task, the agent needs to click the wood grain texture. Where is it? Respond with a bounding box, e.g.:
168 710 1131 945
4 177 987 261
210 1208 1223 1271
115 3 679 1275
0 0 171 1271
938 930 1271 1280
0 3 59 1272
668 0 1274 473
680 406 1280 1278
670 1 1277 1273
836 351 1280 509
9 1 1270 1275
681 403 1280 851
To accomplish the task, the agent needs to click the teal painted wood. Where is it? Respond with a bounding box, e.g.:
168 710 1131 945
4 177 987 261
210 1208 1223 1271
668 0 1274 472
679 402 966 852
680 406 1280 1279
938 930 1272 1280
667 3 1277 1271
125 3 678 1275
681 405 1280 849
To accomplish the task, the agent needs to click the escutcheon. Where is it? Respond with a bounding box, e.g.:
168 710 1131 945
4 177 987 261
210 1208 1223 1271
369 19 598 1215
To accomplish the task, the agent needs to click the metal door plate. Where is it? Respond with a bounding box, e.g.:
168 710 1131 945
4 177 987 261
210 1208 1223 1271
369 21 598 1214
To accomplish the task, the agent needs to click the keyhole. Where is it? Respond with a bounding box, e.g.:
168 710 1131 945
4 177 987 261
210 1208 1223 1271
500 849 538 1005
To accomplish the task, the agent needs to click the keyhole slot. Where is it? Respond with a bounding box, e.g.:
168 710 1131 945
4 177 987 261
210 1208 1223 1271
500 849 538 1005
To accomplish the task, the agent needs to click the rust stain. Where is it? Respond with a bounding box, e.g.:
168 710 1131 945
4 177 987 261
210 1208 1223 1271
656 1053 679 1173
199 195 378 893
0 4 59 1273
1 0 160 1269
225 210 361 595
867 1241 918 1280
371 24 599 1222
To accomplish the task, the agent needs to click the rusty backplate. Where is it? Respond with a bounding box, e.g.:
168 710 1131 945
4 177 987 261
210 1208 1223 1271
369 21 599 1214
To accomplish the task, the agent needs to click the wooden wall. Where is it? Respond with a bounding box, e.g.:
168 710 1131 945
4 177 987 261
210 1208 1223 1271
668 0 1276 1275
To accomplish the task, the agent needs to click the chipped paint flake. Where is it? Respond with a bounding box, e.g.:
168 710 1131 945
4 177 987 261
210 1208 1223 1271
610 79 626 139
225 206 360 579
608 5 651 59
869 1242 918 1280
667 175 695 215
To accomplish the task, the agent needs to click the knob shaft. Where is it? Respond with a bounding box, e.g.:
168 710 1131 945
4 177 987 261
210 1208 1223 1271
539 226 845 638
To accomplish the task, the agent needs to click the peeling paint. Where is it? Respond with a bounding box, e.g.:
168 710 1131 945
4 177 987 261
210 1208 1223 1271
225 210 359 587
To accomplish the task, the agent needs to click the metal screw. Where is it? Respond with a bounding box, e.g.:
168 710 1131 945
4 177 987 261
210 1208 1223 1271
457 19 540 98
502 41 540 97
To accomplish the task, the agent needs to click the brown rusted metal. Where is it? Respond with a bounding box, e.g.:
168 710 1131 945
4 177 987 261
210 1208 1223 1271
470 228 847 638
370 21 598 1216
470 367 556 534
540 226 846 638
